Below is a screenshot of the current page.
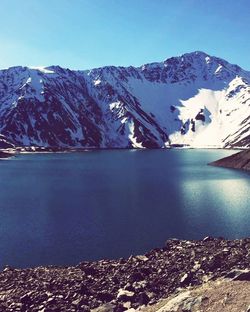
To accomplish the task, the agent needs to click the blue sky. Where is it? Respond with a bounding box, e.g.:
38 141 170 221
1 0 250 70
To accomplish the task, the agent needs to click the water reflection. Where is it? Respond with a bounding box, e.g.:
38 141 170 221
180 172 250 238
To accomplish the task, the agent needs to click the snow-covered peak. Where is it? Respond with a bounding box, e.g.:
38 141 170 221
28 66 55 74
0 51 249 149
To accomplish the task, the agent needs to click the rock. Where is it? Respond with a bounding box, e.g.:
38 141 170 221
117 289 135 302
165 238 180 248
122 301 131 309
47 297 56 304
180 272 192 286
207 254 222 270
137 292 150 305
135 255 148 262
20 293 32 305
132 280 147 290
192 262 201 272
81 305 91 312
96 292 114 302
114 303 126 312
79 283 92 295
124 283 134 291
228 269 250 281
3 265 13 272
72 297 83 306
128 272 144 283
156 291 203 312
139 267 152 275
82 267 98 276
91 303 115 312
203 236 214 242
156 291 192 311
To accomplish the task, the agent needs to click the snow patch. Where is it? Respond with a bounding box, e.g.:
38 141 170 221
128 120 145 148
29 66 55 74
94 79 101 86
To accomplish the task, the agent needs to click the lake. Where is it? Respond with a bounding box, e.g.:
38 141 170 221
0 149 249 268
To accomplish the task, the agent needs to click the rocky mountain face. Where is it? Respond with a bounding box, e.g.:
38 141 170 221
0 51 249 148
210 149 250 171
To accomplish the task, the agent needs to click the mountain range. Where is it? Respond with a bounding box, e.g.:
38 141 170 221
0 51 249 149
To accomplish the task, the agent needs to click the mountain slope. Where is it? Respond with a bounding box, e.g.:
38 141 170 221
210 149 250 171
0 51 249 148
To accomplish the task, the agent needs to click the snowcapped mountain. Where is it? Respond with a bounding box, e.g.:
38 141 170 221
0 51 249 148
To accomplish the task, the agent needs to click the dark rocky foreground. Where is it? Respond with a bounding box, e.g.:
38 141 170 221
0 238 249 311
210 149 250 171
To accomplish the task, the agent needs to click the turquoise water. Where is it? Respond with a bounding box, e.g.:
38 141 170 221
0 149 249 268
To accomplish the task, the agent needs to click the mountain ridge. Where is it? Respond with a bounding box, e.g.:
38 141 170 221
0 51 249 149
4 51 248 75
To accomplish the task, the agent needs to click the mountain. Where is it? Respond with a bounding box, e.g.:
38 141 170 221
0 51 249 149
210 149 250 171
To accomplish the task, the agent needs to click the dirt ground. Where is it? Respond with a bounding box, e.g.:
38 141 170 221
139 279 250 312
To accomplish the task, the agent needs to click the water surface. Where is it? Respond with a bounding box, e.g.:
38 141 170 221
0 149 249 268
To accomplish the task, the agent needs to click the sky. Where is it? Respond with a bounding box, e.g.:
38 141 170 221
1 0 250 70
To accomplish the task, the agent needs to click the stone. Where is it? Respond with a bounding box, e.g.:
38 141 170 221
117 289 135 302
90 303 115 312
156 291 192 311
232 269 250 281
72 297 83 306
83 267 98 276
96 292 114 302
122 301 131 309
128 272 144 283
79 283 92 295
3 265 13 272
180 273 192 286
203 236 213 242
113 303 126 312
135 255 148 262
20 293 32 305
137 292 150 305
156 291 203 312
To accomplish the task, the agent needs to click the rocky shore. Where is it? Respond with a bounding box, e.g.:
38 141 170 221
210 149 250 171
0 238 249 311
0 150 15 158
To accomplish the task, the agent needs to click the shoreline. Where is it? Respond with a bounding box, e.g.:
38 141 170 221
0 146 244 157
0 237 249 311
